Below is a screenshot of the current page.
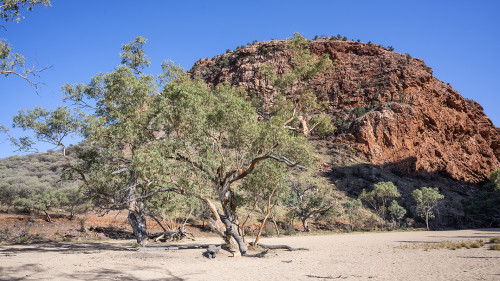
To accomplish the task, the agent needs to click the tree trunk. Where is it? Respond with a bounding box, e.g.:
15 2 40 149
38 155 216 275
254 183 278 245
43 210 52 223
425 212 430 231
203 198 237 247
220 213 247 255
301 217 310 232
298 115 310 137
271 217 280 236
128 206 148 246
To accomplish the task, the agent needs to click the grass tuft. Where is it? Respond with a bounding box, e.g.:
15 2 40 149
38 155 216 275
489 237 500 243
396 239 486 251
490 244 500 251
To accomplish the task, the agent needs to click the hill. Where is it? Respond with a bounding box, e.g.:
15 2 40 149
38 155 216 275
190 38 499 184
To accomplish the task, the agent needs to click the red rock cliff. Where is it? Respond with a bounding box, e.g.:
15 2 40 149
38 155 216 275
190 39 500 183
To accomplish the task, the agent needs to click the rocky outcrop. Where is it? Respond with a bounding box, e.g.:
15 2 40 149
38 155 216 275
190 38 500 183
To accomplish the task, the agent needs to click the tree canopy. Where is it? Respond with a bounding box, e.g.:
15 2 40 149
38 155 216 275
11 36 316 253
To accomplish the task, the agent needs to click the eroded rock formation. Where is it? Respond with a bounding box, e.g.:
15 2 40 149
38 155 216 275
190 38 499 183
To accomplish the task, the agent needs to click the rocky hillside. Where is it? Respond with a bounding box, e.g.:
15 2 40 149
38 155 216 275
190 38 499 184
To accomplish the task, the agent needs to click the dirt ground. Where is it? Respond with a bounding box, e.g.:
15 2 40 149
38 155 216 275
1 228 499 281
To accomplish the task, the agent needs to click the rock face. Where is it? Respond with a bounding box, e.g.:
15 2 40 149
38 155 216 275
190 38 500 183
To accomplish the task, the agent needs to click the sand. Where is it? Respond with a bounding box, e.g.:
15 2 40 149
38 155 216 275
1 229 499 280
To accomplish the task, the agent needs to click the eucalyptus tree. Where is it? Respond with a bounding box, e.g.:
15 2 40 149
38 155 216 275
151 80 315 254
11 36 315 252
60 36 188 246
261 32 335 138
359 181 401 220
412 187 444 230
284 172 335 232
1 0 52 89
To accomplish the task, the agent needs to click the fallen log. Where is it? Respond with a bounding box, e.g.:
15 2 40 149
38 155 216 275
150 226 195 242
256 243 309 251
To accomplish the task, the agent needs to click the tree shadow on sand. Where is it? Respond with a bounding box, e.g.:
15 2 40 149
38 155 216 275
0 263 186 281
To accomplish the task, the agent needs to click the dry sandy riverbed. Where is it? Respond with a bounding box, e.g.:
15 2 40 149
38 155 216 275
1 229 499 280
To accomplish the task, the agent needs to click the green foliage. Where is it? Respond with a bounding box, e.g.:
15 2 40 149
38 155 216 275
119 36 150 73
351 106 366 118
312 113 336 138
57 36 316 248
463 190 500 227
11 106 82 155
341 199 362 231
489 169 500 191
388 200 406 222
242 161 288 205
359 181 401 219
284 173 334 232
412 187 444 230
387 46 394 51
0 150 85 216
261 32 335 138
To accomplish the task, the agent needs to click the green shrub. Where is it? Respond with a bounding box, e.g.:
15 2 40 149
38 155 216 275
17 236 28 244
490 169 500 191
351 106 366 118
490 244 500 250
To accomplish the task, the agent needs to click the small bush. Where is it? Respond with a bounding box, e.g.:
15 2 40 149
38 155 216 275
351 106 366 118
17 236 28 244
490 244 500 250
62 236 72 242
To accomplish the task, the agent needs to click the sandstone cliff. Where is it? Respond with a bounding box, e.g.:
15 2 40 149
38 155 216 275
190 38 499 184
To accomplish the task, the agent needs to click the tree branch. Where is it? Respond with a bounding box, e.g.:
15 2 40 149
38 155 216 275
1 65 52 93
229 154 305 184
171 153 216 182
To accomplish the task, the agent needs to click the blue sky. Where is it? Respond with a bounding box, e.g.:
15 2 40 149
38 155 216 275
1 0 499 158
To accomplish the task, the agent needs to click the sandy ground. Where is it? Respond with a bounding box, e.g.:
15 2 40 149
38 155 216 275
1 229 499 281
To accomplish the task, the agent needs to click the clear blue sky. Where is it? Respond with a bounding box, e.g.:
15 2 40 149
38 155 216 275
1 0 499 158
